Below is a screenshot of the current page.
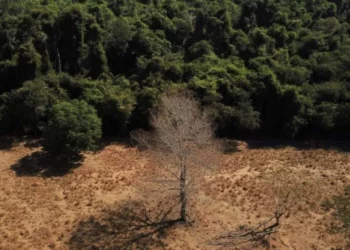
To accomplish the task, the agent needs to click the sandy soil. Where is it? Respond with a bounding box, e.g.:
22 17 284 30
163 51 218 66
0 139 349 250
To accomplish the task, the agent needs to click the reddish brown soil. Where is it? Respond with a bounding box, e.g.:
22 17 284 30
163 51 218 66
0 139 349 249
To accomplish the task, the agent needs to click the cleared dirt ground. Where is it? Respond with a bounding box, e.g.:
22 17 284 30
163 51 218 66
0 139 349 250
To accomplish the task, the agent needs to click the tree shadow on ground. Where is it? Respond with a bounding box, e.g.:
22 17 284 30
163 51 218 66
23 138 43 148
10 151 83 177
95 136 135 152
0 136 20 150
246 140 350 153
0 136 43 150
68 201 182 250
221 139 239 154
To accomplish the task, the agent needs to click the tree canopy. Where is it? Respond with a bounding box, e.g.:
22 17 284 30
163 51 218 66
2 0 350 139
43 99 102 156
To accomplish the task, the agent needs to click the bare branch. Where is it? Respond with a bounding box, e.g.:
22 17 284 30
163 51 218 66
209 211 286 248
132 90 221 221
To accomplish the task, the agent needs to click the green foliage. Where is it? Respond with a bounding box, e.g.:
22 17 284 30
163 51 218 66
323 186 350 238
0 75 68 134
2 0 350 140
79 76 136 134
43 100 102 156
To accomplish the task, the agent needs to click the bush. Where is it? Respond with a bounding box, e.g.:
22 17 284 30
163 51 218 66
43 100 102 157
0 78 67 134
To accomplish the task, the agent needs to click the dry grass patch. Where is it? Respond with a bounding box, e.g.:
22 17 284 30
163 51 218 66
0 139 349 249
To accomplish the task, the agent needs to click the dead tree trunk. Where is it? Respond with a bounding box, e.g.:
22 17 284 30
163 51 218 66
131 90 220 223
179 162 187 221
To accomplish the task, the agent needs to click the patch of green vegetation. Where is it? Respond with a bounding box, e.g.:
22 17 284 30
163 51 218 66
323 186 350 238
2 0 350 155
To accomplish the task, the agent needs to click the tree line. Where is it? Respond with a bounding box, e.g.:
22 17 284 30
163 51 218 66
2 0 350 150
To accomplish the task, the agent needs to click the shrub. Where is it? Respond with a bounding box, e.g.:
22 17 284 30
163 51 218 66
43 100 102 157
0 78 67 134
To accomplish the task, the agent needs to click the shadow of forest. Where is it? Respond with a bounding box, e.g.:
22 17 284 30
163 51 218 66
245 139 350 153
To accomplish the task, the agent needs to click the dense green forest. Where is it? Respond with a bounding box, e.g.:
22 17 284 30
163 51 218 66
2 0 350 142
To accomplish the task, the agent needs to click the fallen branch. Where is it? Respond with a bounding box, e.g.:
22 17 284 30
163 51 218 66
209 210 286 248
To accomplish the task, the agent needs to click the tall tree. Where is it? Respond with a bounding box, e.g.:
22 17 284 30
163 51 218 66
132 90 220 221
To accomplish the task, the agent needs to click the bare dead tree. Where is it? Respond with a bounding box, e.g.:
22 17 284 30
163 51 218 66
209 210 285 248
132 90 220 222
209 167 309 249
